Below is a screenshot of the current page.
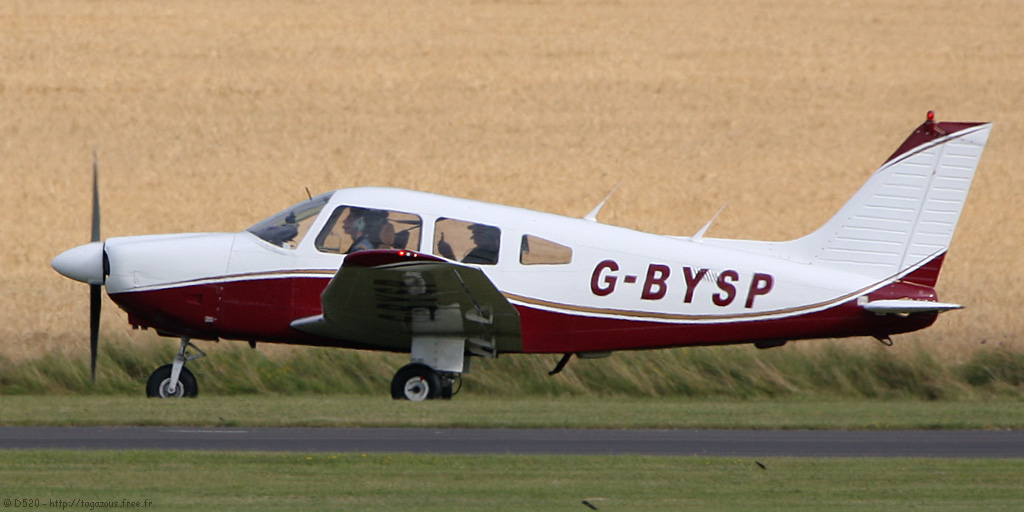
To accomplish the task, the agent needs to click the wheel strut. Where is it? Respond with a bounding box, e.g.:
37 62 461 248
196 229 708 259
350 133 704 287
166 337 206 395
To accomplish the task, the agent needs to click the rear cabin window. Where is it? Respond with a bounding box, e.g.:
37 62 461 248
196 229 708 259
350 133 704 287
433 218 501 265
520 235 572 265
315 206 422 254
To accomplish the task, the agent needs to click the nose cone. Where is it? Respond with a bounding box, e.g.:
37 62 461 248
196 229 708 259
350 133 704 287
52 241 105 285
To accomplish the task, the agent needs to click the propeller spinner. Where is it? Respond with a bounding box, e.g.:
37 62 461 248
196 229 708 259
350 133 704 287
50 151 106 382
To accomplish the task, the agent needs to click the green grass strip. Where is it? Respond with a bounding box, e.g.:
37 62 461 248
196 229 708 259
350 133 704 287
1 450 1023 511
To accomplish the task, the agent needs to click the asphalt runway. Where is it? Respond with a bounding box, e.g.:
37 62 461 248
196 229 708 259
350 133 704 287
2 427 1023 457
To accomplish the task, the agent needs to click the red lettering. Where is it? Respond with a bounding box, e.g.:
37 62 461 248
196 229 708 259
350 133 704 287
591 260 619 296
745 273 774 308
712 270 739 306
641 264 671 300
682 267 707 303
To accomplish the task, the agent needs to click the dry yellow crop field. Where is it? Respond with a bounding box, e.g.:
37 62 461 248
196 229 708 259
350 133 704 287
2 0 1022 362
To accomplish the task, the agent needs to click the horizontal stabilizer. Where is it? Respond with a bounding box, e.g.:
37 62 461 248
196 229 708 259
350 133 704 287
860 299 962 315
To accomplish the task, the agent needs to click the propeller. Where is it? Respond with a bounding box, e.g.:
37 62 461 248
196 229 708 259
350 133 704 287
89 149 101 382
51 150 110 382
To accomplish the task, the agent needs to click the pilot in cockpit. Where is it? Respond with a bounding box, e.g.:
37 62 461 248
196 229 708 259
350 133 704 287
343 208 390 253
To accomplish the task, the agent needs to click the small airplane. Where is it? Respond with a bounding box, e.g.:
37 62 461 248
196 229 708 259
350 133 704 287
52 113 991 400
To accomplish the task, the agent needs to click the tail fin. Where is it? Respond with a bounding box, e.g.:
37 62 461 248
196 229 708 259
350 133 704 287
790 116 992 285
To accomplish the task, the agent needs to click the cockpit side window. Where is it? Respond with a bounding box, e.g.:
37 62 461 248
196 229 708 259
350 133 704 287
315 206 422 254
433 218 501 265
520 235 572 265
246 193 331 249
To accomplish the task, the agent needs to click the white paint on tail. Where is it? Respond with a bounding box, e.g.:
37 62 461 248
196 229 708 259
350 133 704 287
705 122 992 282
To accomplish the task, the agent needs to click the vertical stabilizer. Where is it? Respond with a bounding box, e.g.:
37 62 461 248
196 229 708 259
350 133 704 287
790 117 991 283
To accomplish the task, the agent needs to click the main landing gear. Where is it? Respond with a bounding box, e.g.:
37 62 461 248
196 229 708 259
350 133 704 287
390 363 458 401
146 337 205 398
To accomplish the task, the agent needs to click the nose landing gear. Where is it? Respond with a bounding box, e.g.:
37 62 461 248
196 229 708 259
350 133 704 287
146 337 205 398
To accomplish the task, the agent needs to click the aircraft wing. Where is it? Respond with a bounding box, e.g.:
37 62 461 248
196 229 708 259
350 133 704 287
291 250 522 354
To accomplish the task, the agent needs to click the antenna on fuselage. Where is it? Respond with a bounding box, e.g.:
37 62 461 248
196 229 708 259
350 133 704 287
304 187 313 201
691 203 728 242
583 183 621 222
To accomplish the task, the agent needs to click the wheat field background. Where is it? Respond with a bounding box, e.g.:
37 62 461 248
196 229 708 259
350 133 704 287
1 0 1022 363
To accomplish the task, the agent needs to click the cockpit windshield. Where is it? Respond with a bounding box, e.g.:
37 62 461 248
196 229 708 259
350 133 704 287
246 192 332 249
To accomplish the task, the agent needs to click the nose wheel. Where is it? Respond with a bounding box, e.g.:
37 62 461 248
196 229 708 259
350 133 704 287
146 337 204 398
146 364 198 398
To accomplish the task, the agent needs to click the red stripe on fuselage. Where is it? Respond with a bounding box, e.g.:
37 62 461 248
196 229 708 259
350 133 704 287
111 276 329 344
110 275 940 352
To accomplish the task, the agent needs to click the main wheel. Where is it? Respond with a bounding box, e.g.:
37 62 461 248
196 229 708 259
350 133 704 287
146 364 198 398
391 364 442 401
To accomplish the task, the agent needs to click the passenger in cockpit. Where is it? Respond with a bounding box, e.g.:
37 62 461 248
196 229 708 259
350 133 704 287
462 223 500 265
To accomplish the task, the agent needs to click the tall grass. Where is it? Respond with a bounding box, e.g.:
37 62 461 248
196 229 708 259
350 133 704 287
2 338 1021 399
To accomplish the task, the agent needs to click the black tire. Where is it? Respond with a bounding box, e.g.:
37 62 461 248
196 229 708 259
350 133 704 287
390 364 442 401
146 364 198 398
